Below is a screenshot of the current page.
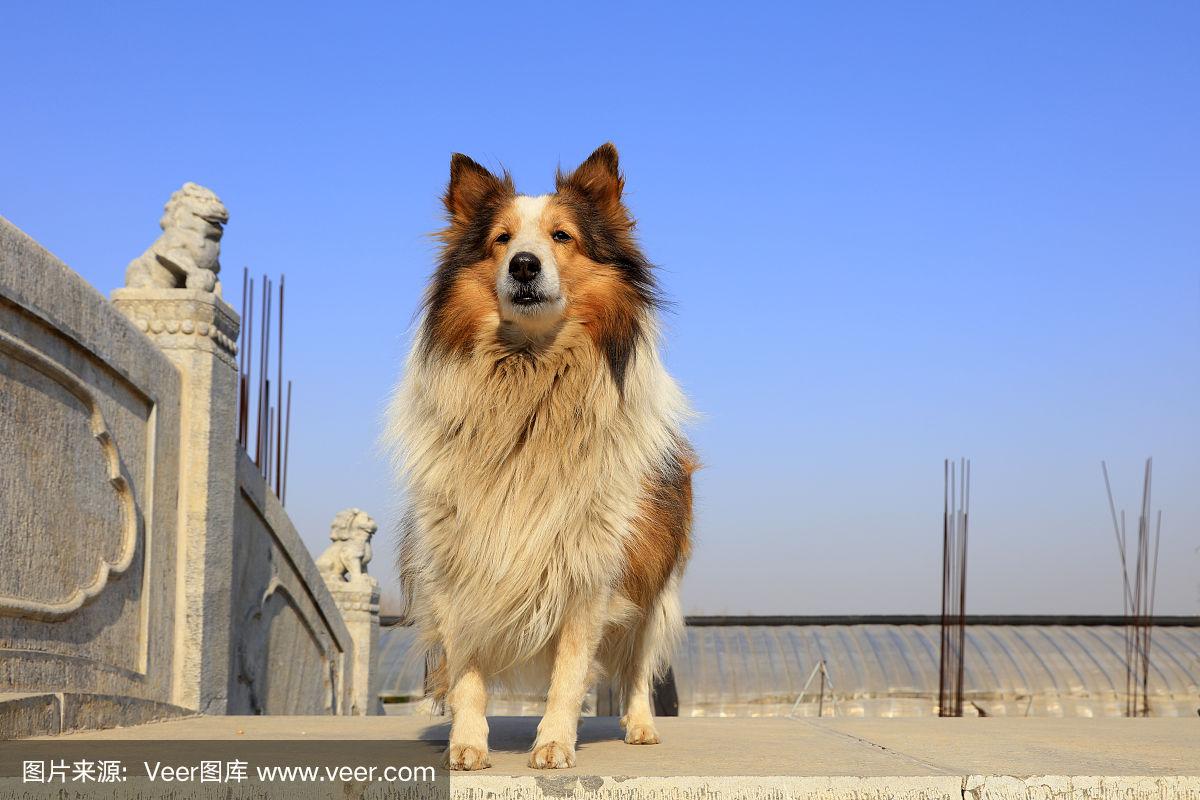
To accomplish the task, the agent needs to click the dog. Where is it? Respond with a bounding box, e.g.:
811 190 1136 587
384 144 695 770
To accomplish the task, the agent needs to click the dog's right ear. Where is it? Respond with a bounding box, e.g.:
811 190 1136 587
445 154 513 223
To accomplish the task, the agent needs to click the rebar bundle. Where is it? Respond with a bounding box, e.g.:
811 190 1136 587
1101 459 1162 717
237 267 294 505
938 458 970 717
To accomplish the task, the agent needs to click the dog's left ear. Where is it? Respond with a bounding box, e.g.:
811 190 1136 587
557 143 624 209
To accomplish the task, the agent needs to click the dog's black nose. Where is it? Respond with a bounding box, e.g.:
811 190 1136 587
508 252 541 284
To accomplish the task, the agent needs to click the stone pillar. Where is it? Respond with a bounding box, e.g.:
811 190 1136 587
111 287 240 714
323 577 382 716
316 508 382 715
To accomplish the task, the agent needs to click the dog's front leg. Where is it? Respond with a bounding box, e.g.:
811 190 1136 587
529 596 606 769
447 662 490 770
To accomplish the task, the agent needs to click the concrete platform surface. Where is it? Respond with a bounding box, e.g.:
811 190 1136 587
45 715 1200 799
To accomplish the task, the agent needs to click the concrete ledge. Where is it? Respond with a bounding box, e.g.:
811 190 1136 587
39 715 1200 799
451 775 1200 800
0 693 59 738
59 693 194 735
1 692 193 738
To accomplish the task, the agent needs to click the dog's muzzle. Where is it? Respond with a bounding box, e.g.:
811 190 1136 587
507 251 550 307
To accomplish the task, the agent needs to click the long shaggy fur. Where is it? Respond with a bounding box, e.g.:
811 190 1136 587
383 144 694 735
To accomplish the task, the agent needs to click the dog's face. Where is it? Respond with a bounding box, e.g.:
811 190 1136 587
488 193 570 336
424 144 657 387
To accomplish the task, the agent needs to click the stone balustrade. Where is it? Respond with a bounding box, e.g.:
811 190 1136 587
0 185 378 736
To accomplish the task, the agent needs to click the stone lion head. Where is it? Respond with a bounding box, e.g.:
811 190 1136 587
330 508 378 543
160 182 229 233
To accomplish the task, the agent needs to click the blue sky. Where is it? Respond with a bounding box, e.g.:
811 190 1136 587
3 2 1197 614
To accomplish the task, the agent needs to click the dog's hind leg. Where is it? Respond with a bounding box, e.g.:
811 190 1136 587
620 576 683 745
529 594 608 769
620 644 662 744
446 661 490 770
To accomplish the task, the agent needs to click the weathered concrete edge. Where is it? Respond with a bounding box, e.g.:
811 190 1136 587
963 775 1200 800
0 693 195 739
452 774 1200 800
453 775 963 800
0 694 59 739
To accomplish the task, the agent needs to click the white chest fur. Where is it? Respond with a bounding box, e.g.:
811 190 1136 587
386 320 687 671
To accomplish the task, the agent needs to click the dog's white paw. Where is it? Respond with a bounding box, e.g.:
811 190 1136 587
529 741 575 769
446 744 490 771
623 722 660 745
620 713 661 745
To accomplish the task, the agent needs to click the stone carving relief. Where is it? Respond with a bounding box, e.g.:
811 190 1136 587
0 331 139 620
117 296 239 368
315 509 378 589
124 182 228 294
234 578 337 715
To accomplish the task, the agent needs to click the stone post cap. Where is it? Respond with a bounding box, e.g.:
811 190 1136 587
111 288 239 367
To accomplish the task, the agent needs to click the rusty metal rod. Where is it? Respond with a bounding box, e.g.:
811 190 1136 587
258 276 271 471
238 266 248 446
276 274 285 496
266 400 274 486
244 276 254 448
282 380 292 506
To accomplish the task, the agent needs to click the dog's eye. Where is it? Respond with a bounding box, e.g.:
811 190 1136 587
552 230 572 243
495 233 511 244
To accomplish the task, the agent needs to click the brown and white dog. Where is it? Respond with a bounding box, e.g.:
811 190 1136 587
385 144 694 770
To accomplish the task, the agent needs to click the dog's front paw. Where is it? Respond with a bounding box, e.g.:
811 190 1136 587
620 713 661 745
446 744 490 771
529 741 575 769
623 722 660 745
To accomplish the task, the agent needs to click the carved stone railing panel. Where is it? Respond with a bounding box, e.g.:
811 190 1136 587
2 189 376 732
229 452 352 715
0 215 182 704
0 331 137 616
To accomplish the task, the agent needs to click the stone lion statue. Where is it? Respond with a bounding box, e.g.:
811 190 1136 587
316 508 378 586
125 182 228 293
